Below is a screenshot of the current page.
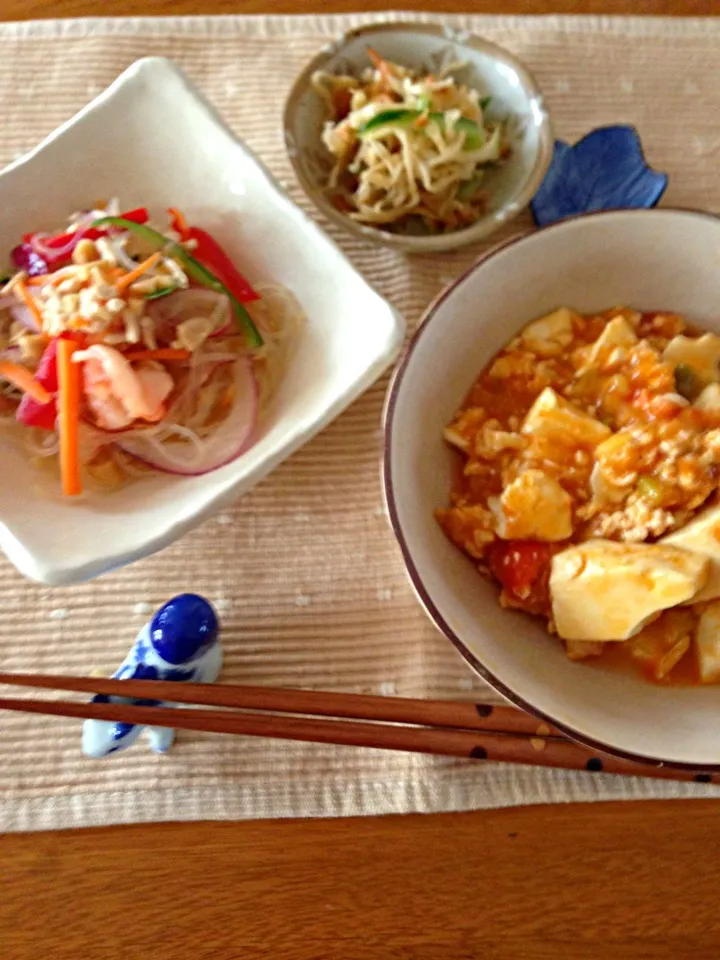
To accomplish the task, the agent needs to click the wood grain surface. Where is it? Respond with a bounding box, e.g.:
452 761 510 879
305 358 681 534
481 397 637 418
3 800 720 959
2 0 719 20
1 2 719 959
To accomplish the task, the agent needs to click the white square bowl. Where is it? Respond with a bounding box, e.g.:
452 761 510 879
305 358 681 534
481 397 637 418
0 57 405 585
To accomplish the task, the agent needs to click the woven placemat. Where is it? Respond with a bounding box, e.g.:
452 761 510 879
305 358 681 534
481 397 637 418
2 12 720 832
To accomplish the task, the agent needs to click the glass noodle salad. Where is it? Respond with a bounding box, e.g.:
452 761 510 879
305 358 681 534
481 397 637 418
312 48 509 234
0 202 302 497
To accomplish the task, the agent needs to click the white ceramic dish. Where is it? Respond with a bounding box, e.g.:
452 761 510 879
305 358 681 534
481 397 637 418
284 22 553 254
0 57 405 586
384 208 720 770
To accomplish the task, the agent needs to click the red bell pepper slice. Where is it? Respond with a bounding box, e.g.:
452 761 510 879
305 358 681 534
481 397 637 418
15 333 85 431
23 207 149 248
33 338 60 392
16 394 56 430
16 340 59 430
186 226 260 304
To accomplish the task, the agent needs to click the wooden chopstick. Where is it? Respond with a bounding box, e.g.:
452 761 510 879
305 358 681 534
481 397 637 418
0 672 564 737
0 673 716 785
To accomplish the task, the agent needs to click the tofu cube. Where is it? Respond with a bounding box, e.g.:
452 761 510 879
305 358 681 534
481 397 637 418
490 469 573 541
521 387 611 447
695 383 720 413
519 308 575 357
695 600 720 683
577 315 637 373
550 540 709 641
663 333 720 388
662 504 720 603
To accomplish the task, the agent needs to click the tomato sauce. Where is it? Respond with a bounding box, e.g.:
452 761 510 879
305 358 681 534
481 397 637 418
439 306 720 686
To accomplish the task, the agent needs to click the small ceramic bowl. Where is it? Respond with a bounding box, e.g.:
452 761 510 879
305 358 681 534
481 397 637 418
384 208 720 770
0 57 405 585
284 22 553 253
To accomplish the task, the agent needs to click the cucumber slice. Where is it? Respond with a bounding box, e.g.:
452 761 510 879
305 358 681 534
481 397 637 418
358 109 487 152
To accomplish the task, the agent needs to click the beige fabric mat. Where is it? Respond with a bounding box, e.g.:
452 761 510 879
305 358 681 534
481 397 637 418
2 12 720 832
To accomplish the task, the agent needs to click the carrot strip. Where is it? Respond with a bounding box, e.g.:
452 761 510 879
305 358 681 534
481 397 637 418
367 46 388 71
168 207 190 242
367 46 395 85
125 348 192 362
15 278 45 330
57 339 81 497
0 360 51 404
26 269 79 287
115 253 162 294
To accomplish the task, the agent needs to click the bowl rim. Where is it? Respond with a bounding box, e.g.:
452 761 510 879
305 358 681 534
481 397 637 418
382 205 720 773
283 21 554 254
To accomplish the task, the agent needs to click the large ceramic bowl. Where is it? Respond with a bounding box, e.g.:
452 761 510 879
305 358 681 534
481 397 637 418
384 208 720 770
284 22 552 253
0 57 405 585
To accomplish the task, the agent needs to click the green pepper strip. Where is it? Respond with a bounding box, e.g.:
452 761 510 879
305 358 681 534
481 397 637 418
92 217 263 348
145 286 178 301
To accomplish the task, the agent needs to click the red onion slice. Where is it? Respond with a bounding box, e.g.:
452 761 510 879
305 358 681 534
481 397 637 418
29 225 90 261
11 244 49 278
10 303 41 333
102 235 139 272
147 288 232 339
115 355 258 476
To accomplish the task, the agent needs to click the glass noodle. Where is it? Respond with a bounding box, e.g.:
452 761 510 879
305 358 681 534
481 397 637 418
0 202 304 495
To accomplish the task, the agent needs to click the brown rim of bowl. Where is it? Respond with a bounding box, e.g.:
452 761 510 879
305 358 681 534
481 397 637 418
382 205 720 773
282 21 554 254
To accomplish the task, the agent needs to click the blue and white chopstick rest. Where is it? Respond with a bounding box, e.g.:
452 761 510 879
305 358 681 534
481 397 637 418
82 593 221 758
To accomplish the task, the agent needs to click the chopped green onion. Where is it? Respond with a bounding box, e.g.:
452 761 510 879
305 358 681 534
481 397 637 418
637 476 666 505
674 363 701 401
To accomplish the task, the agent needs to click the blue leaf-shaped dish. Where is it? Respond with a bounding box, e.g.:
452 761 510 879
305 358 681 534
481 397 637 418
530 125 668 227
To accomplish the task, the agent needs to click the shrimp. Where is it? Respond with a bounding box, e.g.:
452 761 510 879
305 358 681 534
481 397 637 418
74 344 174 430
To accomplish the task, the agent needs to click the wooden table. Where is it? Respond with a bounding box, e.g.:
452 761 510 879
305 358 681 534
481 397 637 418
3 801 720 958
2 0 719 19
2 2 720 958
